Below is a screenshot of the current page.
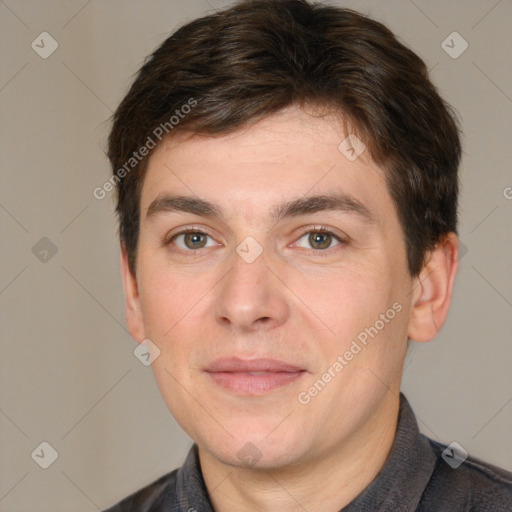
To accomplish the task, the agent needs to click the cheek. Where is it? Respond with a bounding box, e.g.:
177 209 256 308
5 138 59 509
137 263 207 339
310 272 408 372
300 267 392 333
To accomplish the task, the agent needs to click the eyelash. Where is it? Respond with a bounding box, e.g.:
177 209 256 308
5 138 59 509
164 225 347 256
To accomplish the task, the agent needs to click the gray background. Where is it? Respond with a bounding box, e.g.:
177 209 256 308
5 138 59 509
1 0 511 510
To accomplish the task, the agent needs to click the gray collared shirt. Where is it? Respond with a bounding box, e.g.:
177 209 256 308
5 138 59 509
104 394 512 511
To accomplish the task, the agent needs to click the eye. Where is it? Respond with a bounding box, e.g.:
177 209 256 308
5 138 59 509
295 228 343 251
170 230 217 251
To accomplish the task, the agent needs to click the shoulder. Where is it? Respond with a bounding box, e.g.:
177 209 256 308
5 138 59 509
419 436 512 511
102 469 178 512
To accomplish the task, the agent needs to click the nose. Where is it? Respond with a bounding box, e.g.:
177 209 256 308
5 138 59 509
211 244 290 333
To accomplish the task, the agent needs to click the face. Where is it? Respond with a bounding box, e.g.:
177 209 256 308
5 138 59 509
124 106 418 470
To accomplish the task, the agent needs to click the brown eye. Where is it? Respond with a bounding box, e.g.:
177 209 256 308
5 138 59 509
184 232 207 249
296 229 342 251
171 231 214 251
308 232 333 250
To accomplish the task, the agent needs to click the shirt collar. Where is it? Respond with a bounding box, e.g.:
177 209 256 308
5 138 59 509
173 442 211 512
341 392 437 511
172 393 437 511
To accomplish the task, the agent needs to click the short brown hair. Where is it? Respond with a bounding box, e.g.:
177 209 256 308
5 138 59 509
107 0 461 277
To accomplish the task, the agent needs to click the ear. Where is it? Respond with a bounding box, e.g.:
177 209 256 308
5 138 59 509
408 232 459 342
120 244 146 343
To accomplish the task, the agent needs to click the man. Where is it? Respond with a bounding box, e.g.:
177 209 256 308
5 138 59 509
103 0 512 510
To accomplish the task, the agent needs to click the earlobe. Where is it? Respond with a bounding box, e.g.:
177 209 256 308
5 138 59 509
407 232 460 343
120 245 146 343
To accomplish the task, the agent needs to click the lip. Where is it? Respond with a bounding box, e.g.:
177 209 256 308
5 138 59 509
205 357 307 395
205 357 305 373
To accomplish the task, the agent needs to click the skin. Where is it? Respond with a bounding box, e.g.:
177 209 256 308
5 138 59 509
121 106 459 511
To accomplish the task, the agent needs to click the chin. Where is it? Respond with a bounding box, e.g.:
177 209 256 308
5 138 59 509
197 426 309 470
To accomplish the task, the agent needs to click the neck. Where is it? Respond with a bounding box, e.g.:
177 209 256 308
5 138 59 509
198 393 400 512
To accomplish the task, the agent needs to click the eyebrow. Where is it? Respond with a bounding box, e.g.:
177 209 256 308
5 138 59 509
145 192 376 225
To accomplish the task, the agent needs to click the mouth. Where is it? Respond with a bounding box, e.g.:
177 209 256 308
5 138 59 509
204 357 307 395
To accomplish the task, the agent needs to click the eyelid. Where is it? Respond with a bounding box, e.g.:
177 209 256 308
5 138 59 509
163 225 220 249
300 225 348 240
292 225 348 251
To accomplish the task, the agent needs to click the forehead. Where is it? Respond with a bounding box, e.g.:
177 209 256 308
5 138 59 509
139 107 393 226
